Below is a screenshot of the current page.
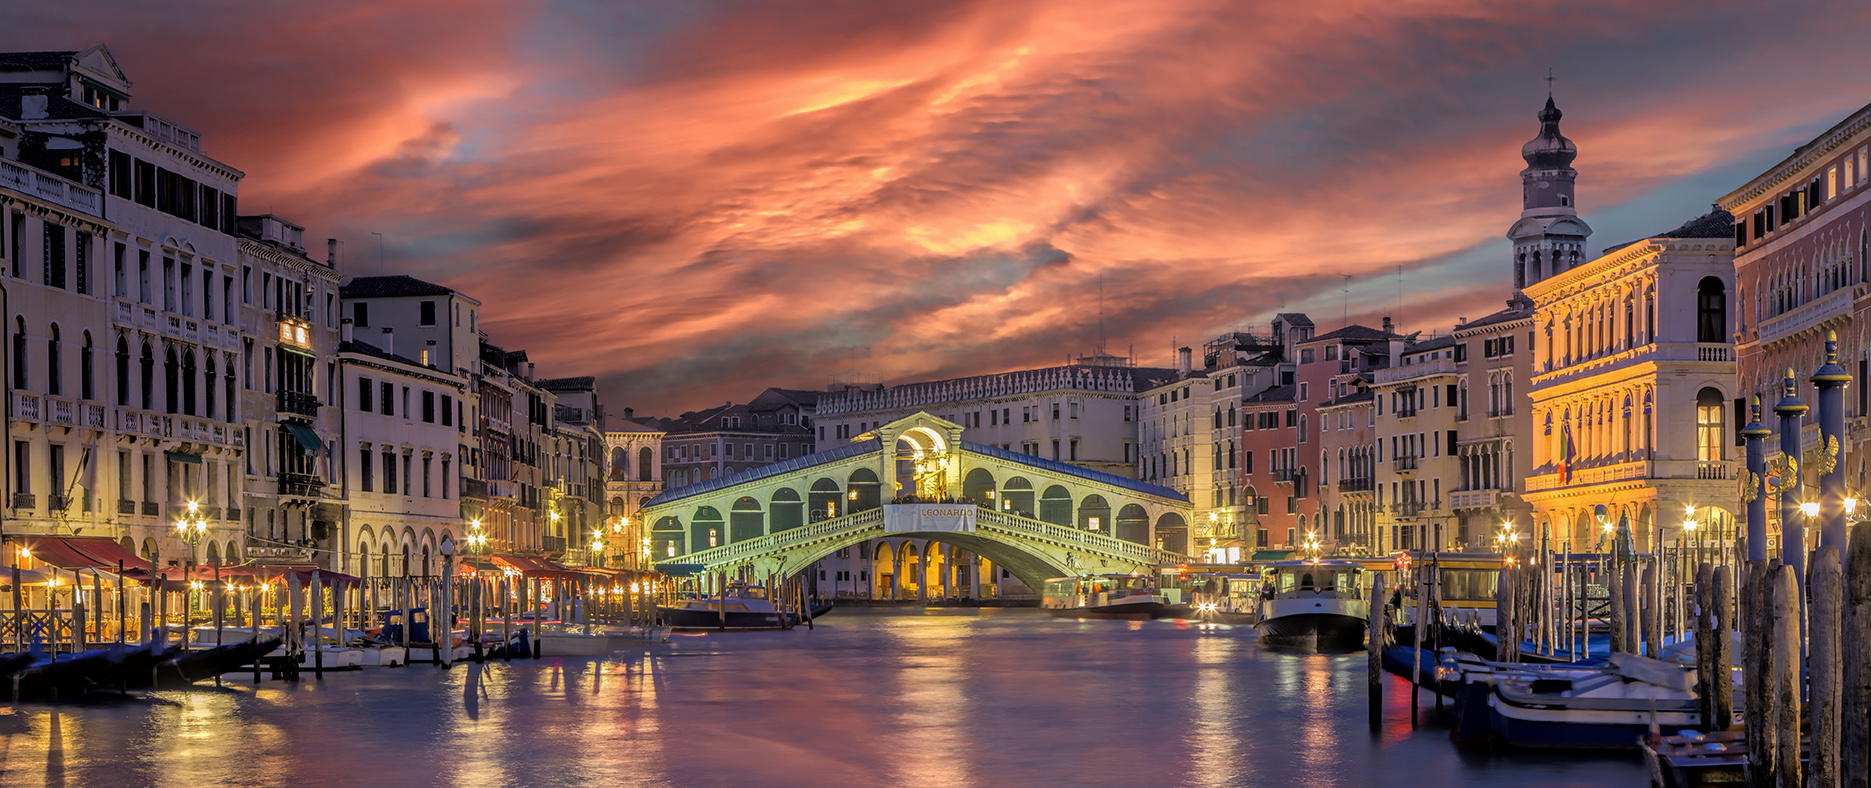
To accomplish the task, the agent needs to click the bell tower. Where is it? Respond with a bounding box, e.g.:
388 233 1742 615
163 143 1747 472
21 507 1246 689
1507 94 1593 295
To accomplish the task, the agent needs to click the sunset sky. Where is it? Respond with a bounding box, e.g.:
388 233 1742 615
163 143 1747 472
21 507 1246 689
12 1 1871 417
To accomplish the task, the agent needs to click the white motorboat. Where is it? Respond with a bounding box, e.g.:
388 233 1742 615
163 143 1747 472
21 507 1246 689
1253 561 1369 649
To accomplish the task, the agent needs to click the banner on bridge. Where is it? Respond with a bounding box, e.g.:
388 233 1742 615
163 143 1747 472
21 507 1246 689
883 503 977 533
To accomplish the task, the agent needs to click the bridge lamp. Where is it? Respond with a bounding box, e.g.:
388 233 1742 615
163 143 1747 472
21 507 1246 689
1088 517 1101 531
1801 500 1821 518
848 490 858 501
666 542 676 558
1847 498 1860 517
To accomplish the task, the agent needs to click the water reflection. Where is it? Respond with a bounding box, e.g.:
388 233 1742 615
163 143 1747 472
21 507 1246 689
0 609 1644 788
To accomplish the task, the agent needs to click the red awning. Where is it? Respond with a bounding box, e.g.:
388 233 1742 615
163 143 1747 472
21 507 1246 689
491 555 581 579
64 537 154 572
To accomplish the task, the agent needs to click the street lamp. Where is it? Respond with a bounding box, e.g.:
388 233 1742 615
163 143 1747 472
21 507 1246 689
175 500 210 623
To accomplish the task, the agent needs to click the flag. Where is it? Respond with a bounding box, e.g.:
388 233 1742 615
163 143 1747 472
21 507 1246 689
1558 420 1573 484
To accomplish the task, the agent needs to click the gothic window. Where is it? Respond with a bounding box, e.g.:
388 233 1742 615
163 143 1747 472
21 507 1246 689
1697 276 1726 343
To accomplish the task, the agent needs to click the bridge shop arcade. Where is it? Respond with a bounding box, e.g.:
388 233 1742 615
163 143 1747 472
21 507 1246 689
641 414 1195 598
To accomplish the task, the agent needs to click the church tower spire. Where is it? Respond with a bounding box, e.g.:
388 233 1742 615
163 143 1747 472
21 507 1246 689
1507 91 1592 296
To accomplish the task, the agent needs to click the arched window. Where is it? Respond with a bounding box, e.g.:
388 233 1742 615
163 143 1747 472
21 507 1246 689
80 331 93 401
46 323 61 396
115 337 130 405
11 317 25 390
609 447 627 481
639 447 653 482
163 346 178 413
1697 276 1727 343
139 342 154 410
1696 387 1725 462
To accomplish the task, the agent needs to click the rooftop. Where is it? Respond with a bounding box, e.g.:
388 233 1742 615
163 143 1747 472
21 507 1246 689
340 275 455 299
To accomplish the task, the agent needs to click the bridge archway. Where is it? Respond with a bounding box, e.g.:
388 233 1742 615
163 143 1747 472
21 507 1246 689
730 497 763 542
770 488 804 531
848 468 881 510
1078 494 1111 533
809 477 841 521
1003 476 1034 516
873 542 897 600
1115 504 1149 544
962 467 995 503
1156 512 1188 554
897 541 920 598
692 506 722 550
1040 485 1072 526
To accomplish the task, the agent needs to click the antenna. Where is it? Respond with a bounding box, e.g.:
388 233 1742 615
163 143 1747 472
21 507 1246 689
370 232 385 267
1341 274 1351 329
1396 265 1403 333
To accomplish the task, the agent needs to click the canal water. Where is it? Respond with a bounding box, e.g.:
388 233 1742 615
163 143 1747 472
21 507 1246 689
0 608 1646 787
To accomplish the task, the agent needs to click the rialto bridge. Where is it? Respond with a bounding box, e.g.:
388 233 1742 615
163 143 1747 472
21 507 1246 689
643 413 1194 592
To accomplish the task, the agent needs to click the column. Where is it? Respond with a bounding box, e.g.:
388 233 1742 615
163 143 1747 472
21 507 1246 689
1813 330 1851 550
1775 370 1808 580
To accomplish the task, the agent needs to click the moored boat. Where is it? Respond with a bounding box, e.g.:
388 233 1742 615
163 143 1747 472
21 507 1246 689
1253 560 1369 649
658 584 828 631
1040 574 1169 620
1154 567 1260 624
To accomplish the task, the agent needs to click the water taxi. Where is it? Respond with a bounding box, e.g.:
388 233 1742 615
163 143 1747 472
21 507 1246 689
1253 560 1369 649
659 584 831 631
1039 574 1170 620
1156 565 1261 624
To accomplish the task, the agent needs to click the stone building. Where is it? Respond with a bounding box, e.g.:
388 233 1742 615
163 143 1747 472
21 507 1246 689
604 409 664 569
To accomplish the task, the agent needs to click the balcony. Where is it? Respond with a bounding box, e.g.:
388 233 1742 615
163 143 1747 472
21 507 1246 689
1391 501 1428 518
1525 460 1652 492
117 499 136 515
460 477 488 499
1337 478 1373 492
48 494 70 512
1374 356 1457 384
1449 489 1500 510
1396 407 1418 419
1394 456 1418 473
11 392 38 422
279 472 325 498
1271 468 1297 483
487 479 516 499
142 501 159 517
245 541 316 563
11 493 33 509
1757 285 1856 348
1697 461 1734 480
1487 407 1515 418
542 535 567 556
0 159 102 217
227 507 242 522
277 391 321 419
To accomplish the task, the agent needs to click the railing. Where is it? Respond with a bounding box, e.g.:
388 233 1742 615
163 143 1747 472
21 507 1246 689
460 477 488 499
1525 460 1652 492
1271 468 1297 482
1396 407 1418 418
675 505 1189 571
48 494 70 512
277 390 321 418
542 535 567 555
1373 356 1457 383
1337 478 1373 492
1394 456 1417 472
11 392 39 421
246 543 316 562
1697 344 1731 362
48 396 74 425
0 159 103 217
83 403 105 428
1449 489 1500 509
142 501 159 517
1487 407 1514 418
11 493 34 509
485 415 512 435
279 472 324 498
1758 285 1855 348
1697 461 1733 480
117 499 136 515
487 479 516 499
226 507 241 522
1390 501 1431 518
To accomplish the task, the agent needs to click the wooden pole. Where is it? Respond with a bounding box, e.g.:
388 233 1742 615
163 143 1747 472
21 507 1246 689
1771 564 1803 788
1748 559 1774 788
1644 561 1663 658
1608 561 1626 654
1368 573 1385 728
1710 565 1734 732
1695 562 1715 728
1844 523 1871 788
1810 545 1842 788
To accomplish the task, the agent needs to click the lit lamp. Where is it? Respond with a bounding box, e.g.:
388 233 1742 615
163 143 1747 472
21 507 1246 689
1802 500 1821 555
1682 505 1700 567
175 500 210 622
1088 517 1101 531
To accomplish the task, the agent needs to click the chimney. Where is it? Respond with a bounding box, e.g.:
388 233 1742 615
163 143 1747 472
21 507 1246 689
380 327 394 356
327 239 338 267
623 407 634 420
1176 346 1192 375
20 89 47 120
526 362 536 379
340 318 353 343
1382 316 1393 333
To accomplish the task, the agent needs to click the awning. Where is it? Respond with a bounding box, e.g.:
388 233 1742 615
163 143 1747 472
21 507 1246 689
64 537 154 572
166 450 202 464
491 555 581 579
655 562 708 577
284 424 325 456
1249 550 1297 562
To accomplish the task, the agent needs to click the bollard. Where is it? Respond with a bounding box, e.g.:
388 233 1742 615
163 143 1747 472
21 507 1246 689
1695 562 1715 728
1810 546 1842 788
1845 523 1871 788
1710 565 1734 732
1746 559 1773 788
1771 564 1803 788
1368 574 1385 729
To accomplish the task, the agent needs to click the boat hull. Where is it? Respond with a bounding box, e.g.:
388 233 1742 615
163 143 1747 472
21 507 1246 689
1043 599 1166 620
1256 610 1367 649
661 606 792 631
